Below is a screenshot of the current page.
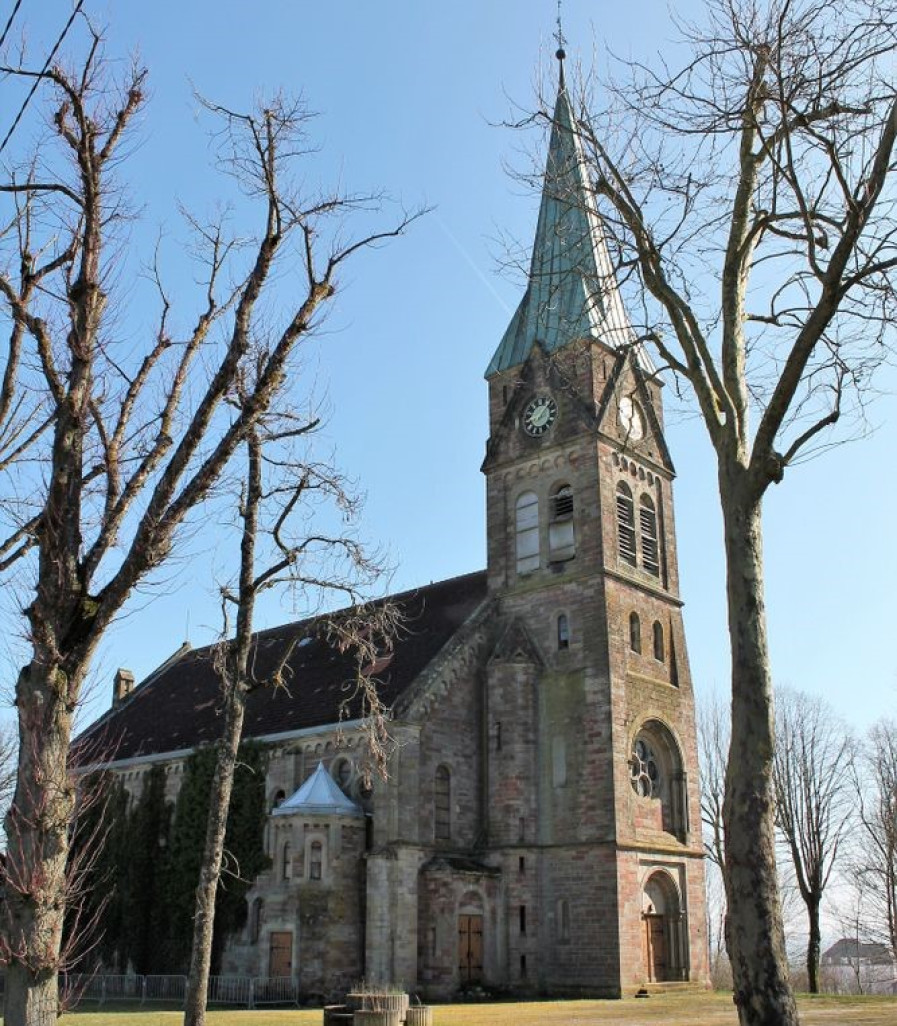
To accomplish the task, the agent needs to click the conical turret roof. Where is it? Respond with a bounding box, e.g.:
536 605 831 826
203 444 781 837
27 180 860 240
272 761 362 818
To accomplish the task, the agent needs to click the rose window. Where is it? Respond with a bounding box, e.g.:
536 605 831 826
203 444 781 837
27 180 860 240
630 737 660 798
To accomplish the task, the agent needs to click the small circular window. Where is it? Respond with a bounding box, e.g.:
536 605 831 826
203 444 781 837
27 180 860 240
630 737 660 798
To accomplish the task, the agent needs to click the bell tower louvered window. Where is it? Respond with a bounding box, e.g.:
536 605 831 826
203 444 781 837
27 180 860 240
640 495 660 576
616 483 637 566
549 484 575 562
516 492 540 575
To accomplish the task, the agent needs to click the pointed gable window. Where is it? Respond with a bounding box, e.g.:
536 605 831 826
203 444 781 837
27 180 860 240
549 484 575 562
640 495 660 576
516 492 540 575
616 482 637 566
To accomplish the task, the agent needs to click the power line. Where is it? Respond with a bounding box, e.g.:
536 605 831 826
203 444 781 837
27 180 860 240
0 0 26 52
0 0 87 158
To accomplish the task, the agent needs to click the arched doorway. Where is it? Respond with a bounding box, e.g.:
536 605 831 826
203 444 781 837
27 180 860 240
642 872 687 982
457 890 484 986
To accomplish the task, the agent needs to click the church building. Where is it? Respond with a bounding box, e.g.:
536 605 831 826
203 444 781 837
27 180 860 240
78 63 709 1000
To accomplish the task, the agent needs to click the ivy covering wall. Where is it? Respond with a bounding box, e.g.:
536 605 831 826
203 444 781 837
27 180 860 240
67 741 270 974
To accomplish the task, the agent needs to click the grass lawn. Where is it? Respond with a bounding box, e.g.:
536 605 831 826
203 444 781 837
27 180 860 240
4 992 893 1026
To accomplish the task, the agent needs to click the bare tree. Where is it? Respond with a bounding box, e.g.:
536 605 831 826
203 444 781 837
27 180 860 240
0 32 415 1026
0 721 15 813
773 689 854 992
552 2 897 1021
852 718 897 961
183 381 399 1026
698 692 731 988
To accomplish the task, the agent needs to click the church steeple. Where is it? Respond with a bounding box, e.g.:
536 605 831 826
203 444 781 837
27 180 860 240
485 70 642 377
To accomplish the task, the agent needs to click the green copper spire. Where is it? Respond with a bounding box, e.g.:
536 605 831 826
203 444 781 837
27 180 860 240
486 74 640 377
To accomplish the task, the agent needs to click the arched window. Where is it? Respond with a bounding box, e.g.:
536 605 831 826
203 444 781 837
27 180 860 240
271 789 286 809
653 621 664 662
640 494 660 576
557 614 570 650
281 842 292 881
434 765 451 841
616 482 637 566
629 612 641 654
515 492 540 574
549 484 575 562
308 840 323 881
333 758 352 793
629 721 688 840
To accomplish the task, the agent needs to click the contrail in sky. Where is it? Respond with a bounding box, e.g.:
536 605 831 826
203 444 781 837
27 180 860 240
435 214 514 316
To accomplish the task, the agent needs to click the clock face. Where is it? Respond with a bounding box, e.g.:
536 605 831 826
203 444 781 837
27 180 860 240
618 396 645 441
523 395 558 437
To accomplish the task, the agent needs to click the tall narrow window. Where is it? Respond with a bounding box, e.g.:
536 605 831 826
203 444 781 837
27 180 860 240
515 492 540 575
519 905 527 935
616 482 637 566
434 765 451 841
558 899 571 942
308 840 323 881
549 484 575 562
557 614 570 650
653 621 665 662
282 842 292 881
629 612 641 654
640 495 660 576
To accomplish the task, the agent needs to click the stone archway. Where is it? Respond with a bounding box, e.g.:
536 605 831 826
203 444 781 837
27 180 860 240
642 872 688 982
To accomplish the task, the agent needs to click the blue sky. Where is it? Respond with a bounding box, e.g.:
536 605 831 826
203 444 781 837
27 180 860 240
2 1 895 735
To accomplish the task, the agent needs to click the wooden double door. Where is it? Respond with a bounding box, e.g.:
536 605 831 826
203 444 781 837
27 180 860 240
458 914 483 984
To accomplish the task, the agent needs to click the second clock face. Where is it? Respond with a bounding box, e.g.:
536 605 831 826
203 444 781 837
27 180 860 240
618 396 645 441
523 395 558 436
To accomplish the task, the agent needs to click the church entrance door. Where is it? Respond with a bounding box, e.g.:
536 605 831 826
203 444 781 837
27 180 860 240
644 914 668 982
457 914 483 984
269 930 293 977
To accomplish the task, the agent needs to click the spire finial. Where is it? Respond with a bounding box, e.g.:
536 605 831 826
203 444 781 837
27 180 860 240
555 0 567 89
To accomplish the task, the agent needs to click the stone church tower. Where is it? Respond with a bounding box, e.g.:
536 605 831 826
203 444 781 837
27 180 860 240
478 67 708 993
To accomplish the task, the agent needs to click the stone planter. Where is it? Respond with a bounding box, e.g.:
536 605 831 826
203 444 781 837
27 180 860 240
347 992 409 1017
352 1011 403 1026
405 1007 433 1026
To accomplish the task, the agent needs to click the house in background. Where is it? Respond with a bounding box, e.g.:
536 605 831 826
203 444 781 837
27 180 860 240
821 939 897 995
77 63 709 1000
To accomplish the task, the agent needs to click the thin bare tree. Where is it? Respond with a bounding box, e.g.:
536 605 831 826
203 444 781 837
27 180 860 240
852 718 897 962
549 2 897 1021
183 377 399 1026
698 692 731 988
773 689 854 992
0 30 416 1026
0 721 15 813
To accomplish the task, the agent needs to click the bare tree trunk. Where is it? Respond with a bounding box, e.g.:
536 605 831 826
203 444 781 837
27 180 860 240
720 483 798 1026
182 686 247 1026
3 661 80 1026
807 896 821 994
